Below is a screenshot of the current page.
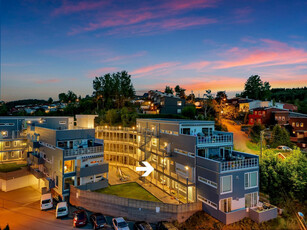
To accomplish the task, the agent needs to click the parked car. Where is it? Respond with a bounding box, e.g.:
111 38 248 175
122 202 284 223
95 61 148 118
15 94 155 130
90 213 108 229
40 193 53 210
56 202 68 218
73 209 88 228
277 145 292 151
157 221 178 230
112 217 130 230
133 221 153 230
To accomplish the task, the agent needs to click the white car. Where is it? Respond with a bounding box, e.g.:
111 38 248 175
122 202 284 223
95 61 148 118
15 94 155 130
112 217 130 230
41 193 53 210
56 202 68 218
276 146 292 151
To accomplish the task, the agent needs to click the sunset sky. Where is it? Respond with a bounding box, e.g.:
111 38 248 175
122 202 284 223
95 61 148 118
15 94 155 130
1 0 307 101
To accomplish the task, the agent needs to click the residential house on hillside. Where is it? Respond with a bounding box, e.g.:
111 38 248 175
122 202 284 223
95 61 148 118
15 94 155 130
141 90 186 115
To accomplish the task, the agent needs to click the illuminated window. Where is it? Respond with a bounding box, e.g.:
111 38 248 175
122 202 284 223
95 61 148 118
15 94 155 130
296 122 299 127
177 109 182 114
282 116 285 121
59 121 66 125
177 101 182 106
255 111 258 115
64 160 75 173
292 122 295 127
14 141 18 147
300 123 304 128
1 131 8 137
5 142 10 147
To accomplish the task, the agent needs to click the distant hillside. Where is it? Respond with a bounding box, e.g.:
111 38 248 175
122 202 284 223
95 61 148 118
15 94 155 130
6 99 48 108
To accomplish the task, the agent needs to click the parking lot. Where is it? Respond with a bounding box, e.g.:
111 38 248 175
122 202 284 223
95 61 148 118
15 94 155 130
0 187 156 229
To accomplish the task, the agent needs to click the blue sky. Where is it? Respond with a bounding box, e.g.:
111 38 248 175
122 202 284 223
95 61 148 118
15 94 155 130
1 0 307 101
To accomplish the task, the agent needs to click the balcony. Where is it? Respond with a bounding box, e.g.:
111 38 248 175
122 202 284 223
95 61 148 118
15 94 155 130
28 151 44 164
220 158 258 172
197 151 259 172
77 179 108 191
28 166 44 179
76 163 109 177
63 145 103 157
197 131 233 146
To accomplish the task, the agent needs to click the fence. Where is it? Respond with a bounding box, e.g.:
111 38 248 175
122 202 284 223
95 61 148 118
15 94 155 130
63 146 103 157
70 185 202 223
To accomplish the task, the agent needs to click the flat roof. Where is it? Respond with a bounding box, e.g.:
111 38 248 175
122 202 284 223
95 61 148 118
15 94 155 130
0 116 73 119
136 118 215 125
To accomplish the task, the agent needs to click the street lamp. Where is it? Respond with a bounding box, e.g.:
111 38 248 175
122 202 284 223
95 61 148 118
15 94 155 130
185 166 189 203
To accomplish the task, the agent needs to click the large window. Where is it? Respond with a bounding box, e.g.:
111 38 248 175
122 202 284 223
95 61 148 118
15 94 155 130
245 171 258 189
64 160 75 173
221 175 232 194
245 192 258 208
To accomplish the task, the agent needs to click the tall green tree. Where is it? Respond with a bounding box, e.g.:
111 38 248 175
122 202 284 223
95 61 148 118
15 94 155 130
270 124 292 148
174 85 186 99
241 75 271 100
164 86 174 95
93 71 135 110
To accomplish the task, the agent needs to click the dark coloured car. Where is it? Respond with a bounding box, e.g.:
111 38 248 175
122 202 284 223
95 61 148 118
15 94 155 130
157 221 178 230
73 209 88 228
90 213 108 229
133 221 153 230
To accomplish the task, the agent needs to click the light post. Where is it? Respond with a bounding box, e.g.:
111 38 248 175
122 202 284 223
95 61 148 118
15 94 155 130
185 166 189 203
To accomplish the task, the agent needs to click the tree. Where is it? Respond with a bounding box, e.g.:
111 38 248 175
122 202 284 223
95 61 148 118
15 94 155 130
93 71 135 110
174 85 186 99
47 97 53 104
164 86 174 95
105 109 119 125
182 105 196 119
270 124 292 148
241 75 271 100
67 90 77 103
58 93 67 103
203 90 216 119
215 91 227 104
249 123 265 143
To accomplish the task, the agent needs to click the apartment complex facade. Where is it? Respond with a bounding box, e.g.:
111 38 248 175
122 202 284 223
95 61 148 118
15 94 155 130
96 119 260 224
0 115 108 200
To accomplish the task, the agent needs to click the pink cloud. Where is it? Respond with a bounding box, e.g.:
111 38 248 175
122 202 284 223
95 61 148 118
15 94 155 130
181 61 211 70
52 0 108 16
67 0 218 35
33 78 61 84
87 67 118 78
131 62 180 77
102 51 147 63
215 39 307 69
105 17 217 36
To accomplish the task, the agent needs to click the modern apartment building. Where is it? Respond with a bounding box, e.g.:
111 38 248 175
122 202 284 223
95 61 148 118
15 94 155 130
0 115 108 200
96 118 260 224
0 117 28 162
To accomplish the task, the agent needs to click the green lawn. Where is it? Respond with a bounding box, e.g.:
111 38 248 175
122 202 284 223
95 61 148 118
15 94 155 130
0 163 27 172
95 182 161 202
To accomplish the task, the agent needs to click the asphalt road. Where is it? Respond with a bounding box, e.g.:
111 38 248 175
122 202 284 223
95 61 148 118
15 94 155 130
0 187 140 230
222 119 258 154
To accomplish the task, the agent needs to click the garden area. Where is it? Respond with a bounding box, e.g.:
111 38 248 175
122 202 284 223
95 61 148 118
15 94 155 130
95 182 161 202
0 163 27 173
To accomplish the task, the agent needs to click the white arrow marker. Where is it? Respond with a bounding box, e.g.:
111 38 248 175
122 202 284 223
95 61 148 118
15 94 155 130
136 161 154 177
